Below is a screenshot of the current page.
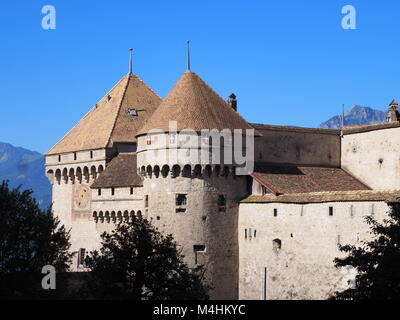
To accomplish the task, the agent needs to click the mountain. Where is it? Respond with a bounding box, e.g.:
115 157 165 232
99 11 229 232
0 142 51 209
319 105 387 129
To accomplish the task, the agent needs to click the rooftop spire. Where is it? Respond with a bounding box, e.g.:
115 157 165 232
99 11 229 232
186 40 191 71
129 48 133 75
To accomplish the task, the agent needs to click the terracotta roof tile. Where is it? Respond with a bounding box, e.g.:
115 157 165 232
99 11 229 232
342 121 400 135
91 153 142 189
136 71 260 136
241 190 400 204
252 163 370 195
46 74 162 155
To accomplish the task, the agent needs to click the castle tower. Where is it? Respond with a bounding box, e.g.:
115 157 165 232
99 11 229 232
45 67 162 269
135 71 259 299
386 99 400 122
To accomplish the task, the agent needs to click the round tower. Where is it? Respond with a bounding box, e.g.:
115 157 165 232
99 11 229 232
136 71 258 299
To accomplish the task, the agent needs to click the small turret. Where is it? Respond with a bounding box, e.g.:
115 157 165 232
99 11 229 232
228 93 237 111
386 99 400 122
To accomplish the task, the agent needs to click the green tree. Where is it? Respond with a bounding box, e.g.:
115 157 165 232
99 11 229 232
82 215 211 300
332 202 400 300
0 180 73 299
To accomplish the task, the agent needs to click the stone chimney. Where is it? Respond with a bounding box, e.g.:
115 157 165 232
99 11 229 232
386 99 400 122
228 93 237 111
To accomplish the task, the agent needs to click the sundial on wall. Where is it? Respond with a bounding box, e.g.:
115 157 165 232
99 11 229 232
72 184 91 214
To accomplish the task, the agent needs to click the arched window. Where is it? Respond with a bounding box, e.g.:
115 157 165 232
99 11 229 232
111 211 116 223
90 166 97 180
105 211 110 223
161 165 170 178
69 168 75 184
193 165 202 178
172 165 181 178
117 211 122 223
137 210 142 219
55 169 61 184
214 165 221 177
154 165 160 178
83 167 89 183
182 165 191 178
99 211 104 223
146 165 152 178
123 211 129 223
273 239 282 251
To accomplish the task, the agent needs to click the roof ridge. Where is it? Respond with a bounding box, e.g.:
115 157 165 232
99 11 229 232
46 74 129 155
107 75 131 147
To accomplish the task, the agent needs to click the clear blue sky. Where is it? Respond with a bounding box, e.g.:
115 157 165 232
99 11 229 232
1 0 400 153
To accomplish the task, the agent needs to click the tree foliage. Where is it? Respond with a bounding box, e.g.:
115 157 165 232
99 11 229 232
332 202 400 300
82 215 211 300
0 180 73 299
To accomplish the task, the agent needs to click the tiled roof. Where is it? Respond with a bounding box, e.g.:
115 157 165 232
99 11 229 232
91 153 142 189
46 74 162 155
342 121 400 135
251 163 370 195
241 190 400 204
136 71 260 136
251 123 340 135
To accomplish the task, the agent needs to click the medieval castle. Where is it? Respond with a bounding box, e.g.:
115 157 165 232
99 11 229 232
45 51 400 300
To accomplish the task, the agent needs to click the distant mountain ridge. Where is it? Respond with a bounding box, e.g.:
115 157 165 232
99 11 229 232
319 105 386 129
0 142 51 209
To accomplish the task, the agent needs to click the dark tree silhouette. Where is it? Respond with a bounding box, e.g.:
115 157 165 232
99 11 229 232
332 202 400 300
0 181 73 299
82 215 211 300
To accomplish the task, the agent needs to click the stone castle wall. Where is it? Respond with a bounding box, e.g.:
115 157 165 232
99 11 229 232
342 127 400 189
254 128 341 167
238 201 389 300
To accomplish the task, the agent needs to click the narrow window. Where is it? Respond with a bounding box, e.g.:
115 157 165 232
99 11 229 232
245 229 247 239
254 230 257 238
130 187 134 195
145 195 149 208
273 239 282 251
193 245 206 265
176 194 187 213
249 228 252 239
58 154 61 162
337 234 341 245
273 208 278 217
90 151 93 159
98 188 101 196
350 205 354 217
78 248 86 267
111 188 115 196
261 186 268 195
370 204 375 216
146 135 152 145
74 152 77 161
218 195 226 212
329 206 334 216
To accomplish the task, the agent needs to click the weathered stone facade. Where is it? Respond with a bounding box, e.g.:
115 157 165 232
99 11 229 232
45 66 400 300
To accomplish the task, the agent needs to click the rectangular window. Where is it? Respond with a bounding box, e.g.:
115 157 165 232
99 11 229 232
370 204 375 216
111 188 115 196
90 151 93 159
98 189 101 196
273 208 278 217
58 155 61 162
176 194 187 212
329 206 334 216
218 195 226 212
78 248 86 267
245 229 247 239
74 152 77 161
193 245 206 265
145 195 149 208
130 187 134 195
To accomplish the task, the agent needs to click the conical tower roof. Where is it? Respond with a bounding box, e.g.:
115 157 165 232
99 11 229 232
46 74 162 155
136 71 260 136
